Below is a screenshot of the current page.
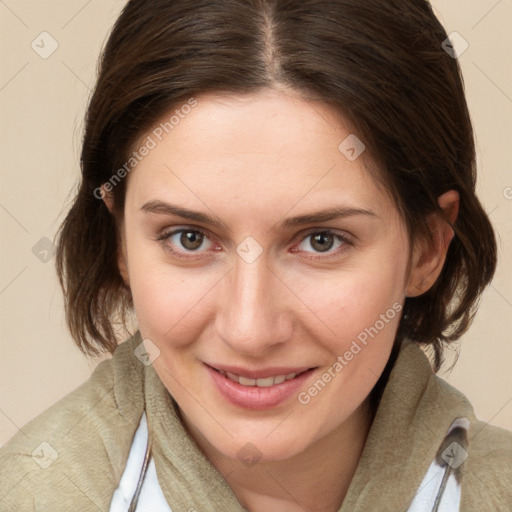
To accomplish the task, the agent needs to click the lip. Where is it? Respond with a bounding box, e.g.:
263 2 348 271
205 363 316 410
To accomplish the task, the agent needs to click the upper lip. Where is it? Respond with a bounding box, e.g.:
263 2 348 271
206 363 315 379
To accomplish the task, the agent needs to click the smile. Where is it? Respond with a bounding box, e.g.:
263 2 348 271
217 369 308 387
205 364 317 409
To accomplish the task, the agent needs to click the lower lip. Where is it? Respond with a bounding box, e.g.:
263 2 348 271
205 365 315 410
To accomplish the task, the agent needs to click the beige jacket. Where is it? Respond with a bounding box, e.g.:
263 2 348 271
1 331 511 511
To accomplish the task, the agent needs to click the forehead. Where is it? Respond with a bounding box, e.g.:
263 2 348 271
125 88 395 222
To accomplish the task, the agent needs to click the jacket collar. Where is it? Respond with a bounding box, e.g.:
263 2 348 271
120 333 476 511
144 357 247 511
338 340 474 511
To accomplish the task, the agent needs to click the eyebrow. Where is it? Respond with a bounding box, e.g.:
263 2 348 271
140 200 378 232
140 200 231 231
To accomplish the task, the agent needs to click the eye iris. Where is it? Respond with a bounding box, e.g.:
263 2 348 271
180 231 203 251
310 232 334 252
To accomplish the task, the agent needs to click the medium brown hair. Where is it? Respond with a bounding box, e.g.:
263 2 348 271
56 0 496 386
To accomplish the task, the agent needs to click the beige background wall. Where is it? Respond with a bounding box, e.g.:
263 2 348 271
1 0 511 446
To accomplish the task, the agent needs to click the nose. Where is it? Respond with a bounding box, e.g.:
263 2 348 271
214 252 294 357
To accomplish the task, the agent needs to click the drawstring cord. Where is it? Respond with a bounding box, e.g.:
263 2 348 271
127 415 153 512
431 418 470 512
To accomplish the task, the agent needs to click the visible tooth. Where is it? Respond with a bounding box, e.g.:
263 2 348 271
255 377 275 387
226 371 239 382
239 376 256 386
222 370 299 386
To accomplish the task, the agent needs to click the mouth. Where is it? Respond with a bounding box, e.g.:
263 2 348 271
214 367 312 387
205 363 318 409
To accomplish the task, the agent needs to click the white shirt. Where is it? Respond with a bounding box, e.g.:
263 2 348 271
109 412 171 511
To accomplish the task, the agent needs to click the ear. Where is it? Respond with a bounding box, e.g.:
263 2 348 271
100 183 115 212
100 184 130 288
405 190 459 297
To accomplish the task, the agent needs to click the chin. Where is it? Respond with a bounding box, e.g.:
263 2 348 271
224 436 311 465
223 419 321 463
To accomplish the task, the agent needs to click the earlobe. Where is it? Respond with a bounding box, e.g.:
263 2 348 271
100 184 115 213
115 218 130 288
405 190 460 297
117 238 130 288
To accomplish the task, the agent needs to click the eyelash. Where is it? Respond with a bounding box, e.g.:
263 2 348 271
156 227 218 261
155 226 354 261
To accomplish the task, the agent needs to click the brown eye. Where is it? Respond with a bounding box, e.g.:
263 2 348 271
157 227 215 260
179 230 204 251
293 229 353 260
309 232 335 252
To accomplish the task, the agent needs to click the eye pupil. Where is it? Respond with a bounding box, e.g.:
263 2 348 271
181 231 203 250
311 232 334 252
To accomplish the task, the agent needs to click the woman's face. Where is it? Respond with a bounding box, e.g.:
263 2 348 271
118 88 412 462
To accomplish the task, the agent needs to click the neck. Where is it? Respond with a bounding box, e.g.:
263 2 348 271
181 398 374 512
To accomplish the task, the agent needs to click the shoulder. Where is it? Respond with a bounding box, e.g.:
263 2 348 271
427 370 512 509
0 333 145 511
461 418 512 510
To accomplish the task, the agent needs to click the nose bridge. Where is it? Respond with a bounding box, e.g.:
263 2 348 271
216 252 290 354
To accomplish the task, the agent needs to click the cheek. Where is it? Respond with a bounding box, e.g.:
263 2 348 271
288 260 406 348
129 265 210 342
123 228 177 335
127 262 212 397
292 268 404 424
124 231 222 349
